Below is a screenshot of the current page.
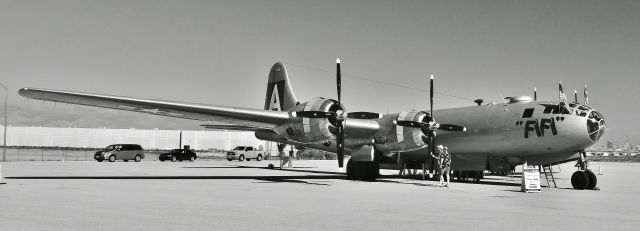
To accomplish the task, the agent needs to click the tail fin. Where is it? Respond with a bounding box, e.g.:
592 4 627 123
264 62 299 111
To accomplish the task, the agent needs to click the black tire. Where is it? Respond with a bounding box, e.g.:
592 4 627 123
571 171 590 190
362 162 380 181
227 158 233 161
346 160 355 180
256 154 262 161
267 163 274 169
135 155 141 162
160 159 165 162
97 159 103 162
171 156 177 162
585 170 597 189
108 155 116 162
123 160 129 162
239 155 245 161
189 156 195 162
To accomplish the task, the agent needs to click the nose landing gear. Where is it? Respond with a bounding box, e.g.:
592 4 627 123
571 152 598 190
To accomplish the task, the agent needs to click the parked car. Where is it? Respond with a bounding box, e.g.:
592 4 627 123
94 144 145 162
226 146 263 161
159 149 197 162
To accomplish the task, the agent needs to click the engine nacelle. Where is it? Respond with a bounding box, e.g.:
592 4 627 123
273 97 340 143
394 109 431 151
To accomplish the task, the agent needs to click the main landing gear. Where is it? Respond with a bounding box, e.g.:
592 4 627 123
346 160 379 181
571 152 598 190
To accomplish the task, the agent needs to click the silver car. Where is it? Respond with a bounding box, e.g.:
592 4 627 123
94 144 145 162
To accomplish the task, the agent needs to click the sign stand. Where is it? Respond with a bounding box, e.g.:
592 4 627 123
0 163 6 185
521 162 541 193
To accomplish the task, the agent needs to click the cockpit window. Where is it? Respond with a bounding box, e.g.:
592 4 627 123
522 108 534 118
587 111 606 141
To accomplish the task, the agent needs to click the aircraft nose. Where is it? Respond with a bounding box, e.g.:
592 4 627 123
587 110 605 142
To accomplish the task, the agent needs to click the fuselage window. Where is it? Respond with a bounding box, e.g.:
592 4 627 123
522 108 534 118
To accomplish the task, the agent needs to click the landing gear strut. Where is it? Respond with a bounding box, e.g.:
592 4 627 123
571 151 598 190
346 159 379 181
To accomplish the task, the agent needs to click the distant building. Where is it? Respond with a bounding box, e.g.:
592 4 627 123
607 141 614 150
0 126 262 150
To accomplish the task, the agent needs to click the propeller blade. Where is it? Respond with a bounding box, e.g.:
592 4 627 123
438 124 467 132
347 112 381 119
336 58 341 105
395 120 427 128
337 122 345 168
293 111 335 118
430 75 434 118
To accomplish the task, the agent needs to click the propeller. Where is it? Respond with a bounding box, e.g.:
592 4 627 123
292 58 347 169
394 75 466 167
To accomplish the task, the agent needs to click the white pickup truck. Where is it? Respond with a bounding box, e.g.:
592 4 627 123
226 146 263 161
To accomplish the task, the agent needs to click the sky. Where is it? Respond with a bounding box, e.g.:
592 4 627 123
1 0 639 146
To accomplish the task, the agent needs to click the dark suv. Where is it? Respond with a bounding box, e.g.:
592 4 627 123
94 144 145 162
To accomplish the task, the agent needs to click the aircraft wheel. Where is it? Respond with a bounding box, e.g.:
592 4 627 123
256 154 262 161
571 171 590 190
227 158 233 161
585 170 597 189
346 160 355 180
123 159 129 162
345 161 378 181
108 155 116 162
171 156 177 162
267 163 274 169
363 162 379 181
135 155 141 162
97 159 103 162
238 155 245 161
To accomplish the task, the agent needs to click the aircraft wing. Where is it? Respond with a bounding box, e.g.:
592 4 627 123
200 123 260 131
18 88 290 129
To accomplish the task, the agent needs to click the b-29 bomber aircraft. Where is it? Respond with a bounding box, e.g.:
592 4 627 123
18 59 606 190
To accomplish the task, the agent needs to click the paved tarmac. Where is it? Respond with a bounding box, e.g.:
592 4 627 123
0 160 638 231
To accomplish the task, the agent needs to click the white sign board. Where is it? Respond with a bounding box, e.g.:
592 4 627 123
0 163 4 184
521 164 541 192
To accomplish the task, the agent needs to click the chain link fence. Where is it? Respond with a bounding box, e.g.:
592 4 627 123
0 147 229 162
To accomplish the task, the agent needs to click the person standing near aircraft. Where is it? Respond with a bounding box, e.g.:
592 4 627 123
439 146 452 187
432 145 445 186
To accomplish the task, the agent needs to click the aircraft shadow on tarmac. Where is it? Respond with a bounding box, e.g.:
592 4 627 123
6 166 527 188
183 165 345 175
6 175 342 186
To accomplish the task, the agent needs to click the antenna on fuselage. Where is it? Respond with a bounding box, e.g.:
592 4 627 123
584 84 589 105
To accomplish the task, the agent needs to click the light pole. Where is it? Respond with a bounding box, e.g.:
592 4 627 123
0 82 7 162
